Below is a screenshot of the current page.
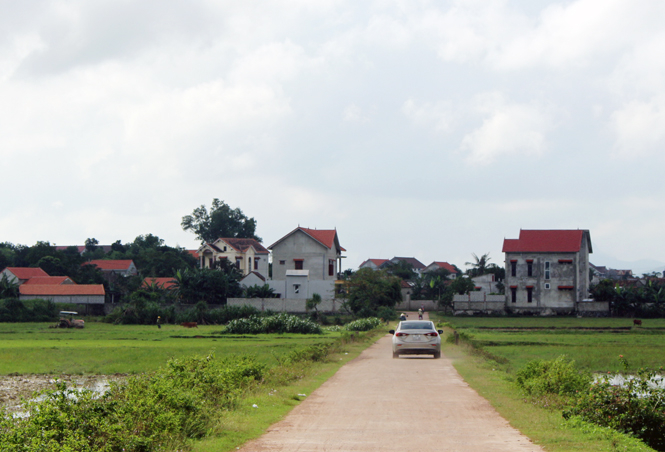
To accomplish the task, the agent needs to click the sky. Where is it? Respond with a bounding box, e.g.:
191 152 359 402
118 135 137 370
1 0 665 274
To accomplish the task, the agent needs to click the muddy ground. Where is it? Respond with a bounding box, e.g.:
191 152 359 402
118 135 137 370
0 374 127 413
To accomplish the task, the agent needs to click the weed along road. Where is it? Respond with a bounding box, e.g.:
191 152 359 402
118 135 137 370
239 334 544 452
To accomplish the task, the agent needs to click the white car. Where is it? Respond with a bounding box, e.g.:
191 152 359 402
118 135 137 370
389 320 443 359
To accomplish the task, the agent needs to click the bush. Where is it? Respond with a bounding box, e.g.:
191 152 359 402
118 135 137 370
225 313 323 334
344 317 382 332
515 355 591 397
563 367 665 451
0 354 266 451
0 298 59 322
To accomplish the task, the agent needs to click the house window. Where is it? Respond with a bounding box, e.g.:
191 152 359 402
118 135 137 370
545 283 550 289
294 259 304 270
279 260 286 265
236 258 241 269
527 261 533 277
293 284 300 294
248 257 252 270
329 259 335 276
511 261 517 277
510 287 517 303
254 257 259 270
545 261 550 280
527 287 533 303
208 258 213 268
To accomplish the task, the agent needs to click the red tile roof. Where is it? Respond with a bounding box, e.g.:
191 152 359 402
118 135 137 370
19 285 105 296
187 250 199 259
23 276 74 285
269 227 345 252
2 267 49 279
142 277 177 290
217 238 269 254
502 230 591 253
429 262 458 273
360 259 388 268
84 260 135 271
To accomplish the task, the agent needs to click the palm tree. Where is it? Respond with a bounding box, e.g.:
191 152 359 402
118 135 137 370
465 253 491 277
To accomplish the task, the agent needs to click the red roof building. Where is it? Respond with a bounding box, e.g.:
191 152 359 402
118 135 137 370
1 267 49 284
142 277 177 290
23 276 75 285
503 229 592 310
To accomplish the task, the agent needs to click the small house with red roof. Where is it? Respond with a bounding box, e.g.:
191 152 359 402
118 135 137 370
269 227 345 282
19 284 105 305
84 260 137 276
197 238 269 279
358 259 389 271
422 261 459 278
1 267 49 284
142 277 177 290
503 229 592 310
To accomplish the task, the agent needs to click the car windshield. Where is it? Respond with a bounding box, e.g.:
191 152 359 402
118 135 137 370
400 322 434 330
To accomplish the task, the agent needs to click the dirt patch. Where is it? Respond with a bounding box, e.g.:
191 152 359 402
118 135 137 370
0 374 127 413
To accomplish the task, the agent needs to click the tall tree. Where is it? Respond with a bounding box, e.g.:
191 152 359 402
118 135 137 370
465 252 491 277
182 199 261 244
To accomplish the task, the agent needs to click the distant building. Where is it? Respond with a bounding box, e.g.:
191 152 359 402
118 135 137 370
358 259 388 271
1 267 49 284
197 238 269 279
422 262 459 278
383 257 426 275
503 229 592 310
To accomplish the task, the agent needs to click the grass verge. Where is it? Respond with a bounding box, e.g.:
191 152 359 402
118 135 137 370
441 334 656 452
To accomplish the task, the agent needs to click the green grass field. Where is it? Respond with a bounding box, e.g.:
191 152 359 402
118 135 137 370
0 321 340 375
435 316 665 374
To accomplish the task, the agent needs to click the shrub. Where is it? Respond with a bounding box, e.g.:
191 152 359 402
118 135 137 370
0 298 59 322
563 367 665 451
515 355 591 397
0 354 266 451
344 317 382 332
225 313 322 334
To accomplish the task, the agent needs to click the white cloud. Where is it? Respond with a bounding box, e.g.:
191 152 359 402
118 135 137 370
402 98 453 133
460 94 550 165
611 98 665 158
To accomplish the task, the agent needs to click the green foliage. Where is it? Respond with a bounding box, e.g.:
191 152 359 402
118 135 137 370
590 279 665 317
382 260 417 281
225 313 323 334
243 284 277 298
564 366 665 451
465 252 491 277
105 302 260 325
376 306 397 321
0 354 266 451
173 263 242 305
515 355 591 397
0 298 58 322
449 276 476 295
0 274 19 299
181 198 261 244
306 293 322 311
343 317 382 331
343 268 401 317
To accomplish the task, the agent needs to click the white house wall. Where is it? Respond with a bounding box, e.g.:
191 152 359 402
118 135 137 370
271 231 338 281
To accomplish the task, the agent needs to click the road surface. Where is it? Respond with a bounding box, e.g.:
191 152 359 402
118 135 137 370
239 317 543 452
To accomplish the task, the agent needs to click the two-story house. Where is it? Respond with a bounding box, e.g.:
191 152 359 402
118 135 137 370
268 227 345 299
197 238 269 279
503 229 592 310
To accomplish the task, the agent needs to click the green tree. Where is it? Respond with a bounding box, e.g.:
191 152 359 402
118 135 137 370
0 274 19 299
383 260 417 281
465 252 491 277
173 261 242 305
306 293 322 311
182 199 261 244
243 284 277 298
343 268 402 317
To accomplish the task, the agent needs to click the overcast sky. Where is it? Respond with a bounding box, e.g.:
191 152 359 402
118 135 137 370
2 0 664 274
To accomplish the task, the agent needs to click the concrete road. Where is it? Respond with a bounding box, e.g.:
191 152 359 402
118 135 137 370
239 331 543 452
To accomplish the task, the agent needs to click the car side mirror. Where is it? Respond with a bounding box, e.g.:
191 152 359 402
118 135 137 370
438 330 443 334
389 330 395 335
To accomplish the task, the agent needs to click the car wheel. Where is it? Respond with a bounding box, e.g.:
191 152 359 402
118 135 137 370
392 351 399 359
433 351 441 359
